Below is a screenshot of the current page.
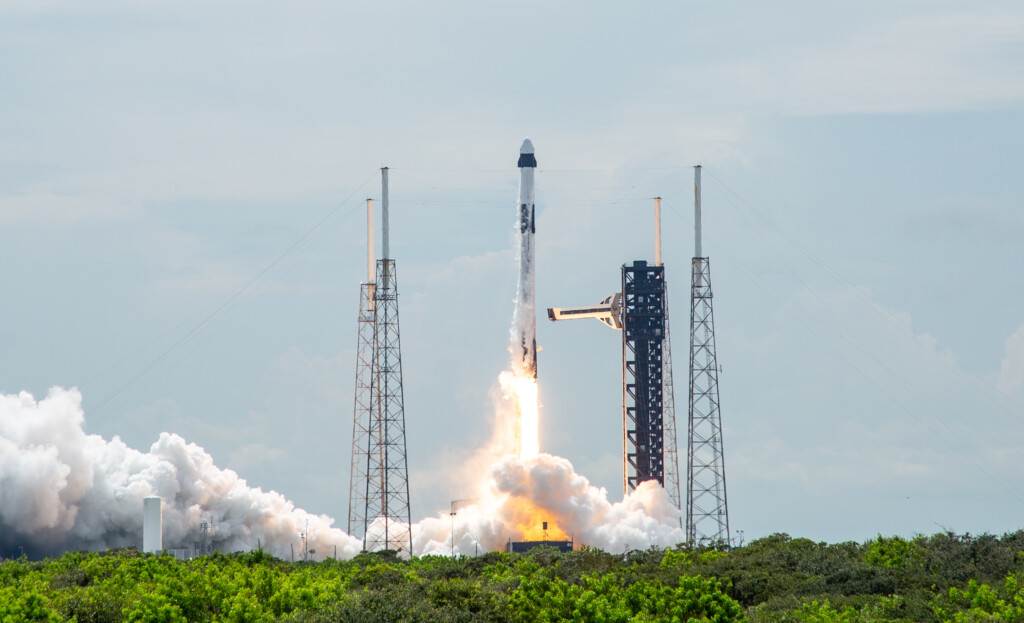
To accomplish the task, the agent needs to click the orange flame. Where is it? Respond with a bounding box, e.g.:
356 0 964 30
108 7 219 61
492 370 568 542
503 495 569 541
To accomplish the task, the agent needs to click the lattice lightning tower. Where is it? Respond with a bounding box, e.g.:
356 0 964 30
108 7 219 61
655 198 684 518
347 197 375 545
662 298 683 515
348 168 413 555
686 165 730 546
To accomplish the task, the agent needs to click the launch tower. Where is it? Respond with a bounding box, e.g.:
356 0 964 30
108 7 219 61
621 260 666 491
546 199 682 512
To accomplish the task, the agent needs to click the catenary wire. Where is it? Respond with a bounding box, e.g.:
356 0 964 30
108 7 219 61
89 170 377 414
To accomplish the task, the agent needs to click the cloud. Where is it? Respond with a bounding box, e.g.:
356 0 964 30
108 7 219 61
704 10 1024 115
228 443 286 472
998 324 1024 394
723 283 1019 509
0 193 137 225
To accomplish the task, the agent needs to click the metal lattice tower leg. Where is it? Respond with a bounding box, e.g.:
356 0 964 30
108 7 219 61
347 282 376 542
686 256 730 546
622 261 666 494
360 259 413 554
661 286 684 520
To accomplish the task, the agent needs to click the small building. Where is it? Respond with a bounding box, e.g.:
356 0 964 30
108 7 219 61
506 521 574 553
507 539 574 554
142 497 162 553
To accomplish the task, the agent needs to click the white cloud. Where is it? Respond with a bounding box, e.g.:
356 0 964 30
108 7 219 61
705 10 1024 115
998 324 1024 394
228 442 285 472
725 282 1014 493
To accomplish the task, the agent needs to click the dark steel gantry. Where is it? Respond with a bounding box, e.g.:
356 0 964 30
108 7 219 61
622 261 667 492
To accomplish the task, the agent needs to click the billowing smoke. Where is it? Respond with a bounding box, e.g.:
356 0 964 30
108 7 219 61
411 369 685 555
0 387 361 559
1 386 684 559
412 453 684 556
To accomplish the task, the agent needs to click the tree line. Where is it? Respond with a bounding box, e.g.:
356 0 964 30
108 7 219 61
2 531 1024 622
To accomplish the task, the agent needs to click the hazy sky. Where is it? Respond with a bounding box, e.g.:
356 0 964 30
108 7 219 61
2 1 1023 543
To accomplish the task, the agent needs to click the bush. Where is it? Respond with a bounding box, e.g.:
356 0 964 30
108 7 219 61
2 531 1023 623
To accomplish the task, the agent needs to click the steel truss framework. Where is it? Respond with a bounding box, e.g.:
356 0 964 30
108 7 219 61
621 261 666 493
661 287 683 518
347 282 375 542
686 257 730 545
347 260 413 554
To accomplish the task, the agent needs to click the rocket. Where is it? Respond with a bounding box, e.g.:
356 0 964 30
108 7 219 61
515 138 538 379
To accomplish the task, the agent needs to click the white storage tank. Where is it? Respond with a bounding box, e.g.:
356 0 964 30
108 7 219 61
143 496 162 553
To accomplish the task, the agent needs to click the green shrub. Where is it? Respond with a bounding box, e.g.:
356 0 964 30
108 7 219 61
2 531 1023 623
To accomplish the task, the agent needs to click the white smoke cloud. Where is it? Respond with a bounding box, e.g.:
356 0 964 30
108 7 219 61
0 387 361 559
1 387 684 559
412 452 684 556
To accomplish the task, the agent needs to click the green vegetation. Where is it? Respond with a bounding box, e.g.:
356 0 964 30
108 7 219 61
2 532 1024 622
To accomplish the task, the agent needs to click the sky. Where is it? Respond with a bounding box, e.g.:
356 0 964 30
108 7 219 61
2 0 1023 544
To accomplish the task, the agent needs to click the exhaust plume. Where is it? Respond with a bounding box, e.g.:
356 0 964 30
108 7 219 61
1 386 685 559
412 452 684 556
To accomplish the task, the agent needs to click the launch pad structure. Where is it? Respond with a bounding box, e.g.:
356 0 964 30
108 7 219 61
547 200 683 514
347 168 414 555
621 260 667 493
342 148 728 554
547 167 730 544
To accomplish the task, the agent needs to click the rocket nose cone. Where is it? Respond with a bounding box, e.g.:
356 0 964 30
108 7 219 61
518 138 537 168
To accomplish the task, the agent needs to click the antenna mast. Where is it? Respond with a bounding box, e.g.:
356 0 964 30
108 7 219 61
654 196 663 266
367 199 375 284
381 167 390 261
694 166 702 257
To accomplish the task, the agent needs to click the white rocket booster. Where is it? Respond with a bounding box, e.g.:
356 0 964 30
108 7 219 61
514 138 538 379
